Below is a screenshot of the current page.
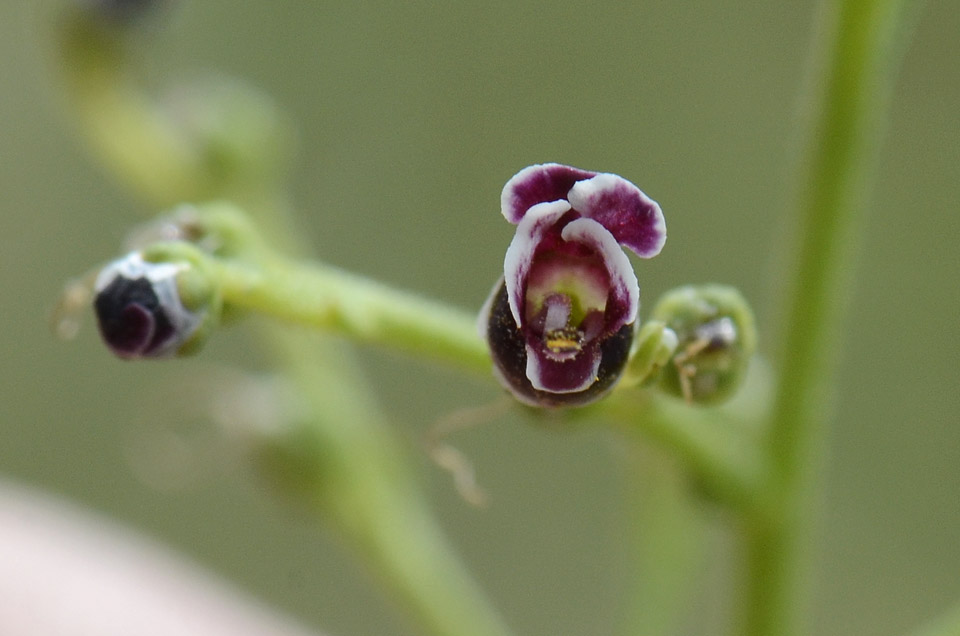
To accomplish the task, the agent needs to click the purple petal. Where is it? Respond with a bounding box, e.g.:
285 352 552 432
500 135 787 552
103 303 156 358
503 200 571 326
559 218 639 329
525 341 602 393
501 163 596 224
567 174 666 258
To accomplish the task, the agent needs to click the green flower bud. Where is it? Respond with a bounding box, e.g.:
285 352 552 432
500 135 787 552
650 285 756 405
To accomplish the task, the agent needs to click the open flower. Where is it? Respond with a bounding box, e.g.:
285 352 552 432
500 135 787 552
481 163 666 407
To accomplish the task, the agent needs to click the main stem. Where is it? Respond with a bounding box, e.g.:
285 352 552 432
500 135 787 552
742 0 913 634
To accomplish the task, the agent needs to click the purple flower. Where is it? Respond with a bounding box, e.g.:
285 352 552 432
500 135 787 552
481 163 666 407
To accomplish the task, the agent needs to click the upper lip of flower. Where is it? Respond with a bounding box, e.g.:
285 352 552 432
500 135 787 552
494 163 666 395
501 163 666 258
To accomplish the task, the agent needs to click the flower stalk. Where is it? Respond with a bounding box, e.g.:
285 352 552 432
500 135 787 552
741 0 916 634
215 251 492 374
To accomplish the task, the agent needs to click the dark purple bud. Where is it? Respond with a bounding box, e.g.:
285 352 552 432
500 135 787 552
95 276 175 357
92 252 211 359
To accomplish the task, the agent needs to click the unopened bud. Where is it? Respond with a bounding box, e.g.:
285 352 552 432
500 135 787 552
650 285 756 405
93 250 219 359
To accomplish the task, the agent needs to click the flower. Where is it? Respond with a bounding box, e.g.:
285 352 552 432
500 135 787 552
93 250 218 359
481 163 666 407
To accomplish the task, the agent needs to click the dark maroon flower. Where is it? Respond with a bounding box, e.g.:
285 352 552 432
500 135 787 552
481 164 666 407
93 252 203 359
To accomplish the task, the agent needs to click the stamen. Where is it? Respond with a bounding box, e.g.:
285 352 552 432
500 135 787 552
545 326 584 354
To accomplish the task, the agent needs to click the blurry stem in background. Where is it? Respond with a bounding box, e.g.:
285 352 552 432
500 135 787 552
241 210 515 636
905 602 960 636
621 450 706 636
742 0 918 634
56 13 512 636
56 12 207 207
254 329 513 636
56 9 300 232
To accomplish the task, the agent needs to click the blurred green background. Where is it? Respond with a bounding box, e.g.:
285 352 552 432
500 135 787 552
1 1 958 635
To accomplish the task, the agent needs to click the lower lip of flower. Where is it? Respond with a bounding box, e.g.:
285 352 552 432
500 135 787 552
524 249 610 351
485 280 634 408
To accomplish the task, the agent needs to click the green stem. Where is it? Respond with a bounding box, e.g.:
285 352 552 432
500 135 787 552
621 451 705 636
742 0 915 634
600 392 764 515
185 226 767 514
209 252 491 375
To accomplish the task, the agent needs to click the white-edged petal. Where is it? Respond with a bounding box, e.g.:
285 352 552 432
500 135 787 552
525 343 601 394
567 173 666 258
500 163 595 224
560 218 639 326
503 200 571 326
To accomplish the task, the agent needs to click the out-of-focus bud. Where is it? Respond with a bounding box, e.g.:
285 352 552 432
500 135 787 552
93 249 220 359
160 77 294 193
650 285 756 405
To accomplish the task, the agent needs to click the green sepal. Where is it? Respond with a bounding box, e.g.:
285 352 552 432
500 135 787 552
621 320 679 388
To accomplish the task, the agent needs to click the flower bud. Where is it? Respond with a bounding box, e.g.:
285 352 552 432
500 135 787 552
160 77 293 193
93 250 219 359
650 285 756 405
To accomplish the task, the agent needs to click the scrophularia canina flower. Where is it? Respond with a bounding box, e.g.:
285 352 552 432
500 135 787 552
481 163 666 408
